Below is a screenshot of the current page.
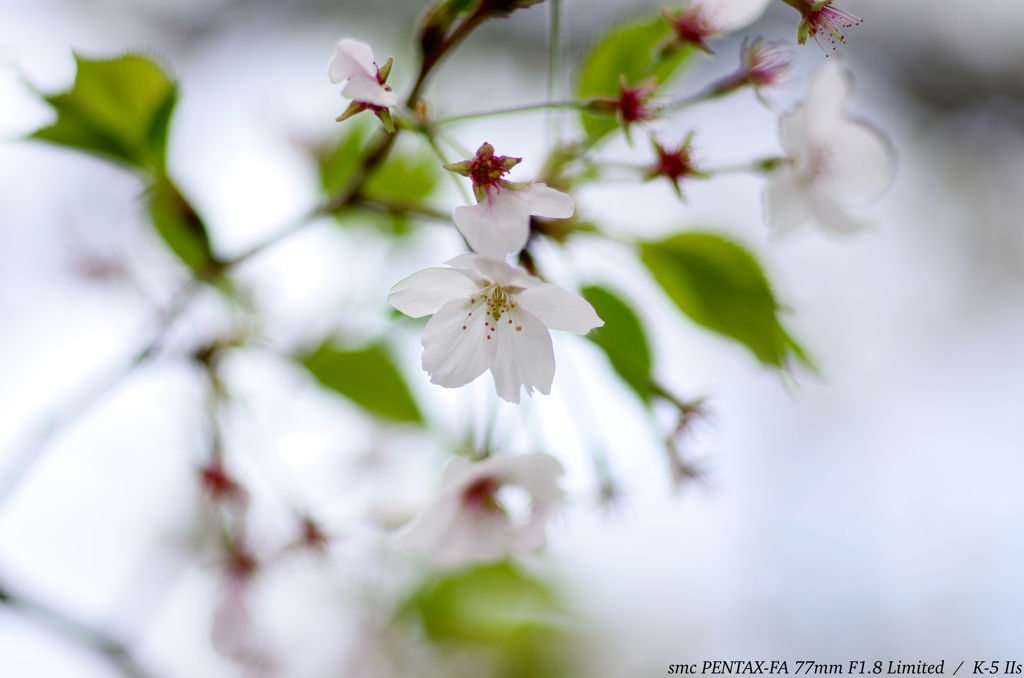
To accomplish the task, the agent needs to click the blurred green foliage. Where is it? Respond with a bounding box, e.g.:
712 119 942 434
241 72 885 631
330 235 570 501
31 53 176 170
576 14 691 141
315 124 441 234
582 286 652 402
148 175 215 272
641 232 810 369
302 342 423 423
404 562 574 678
31 53 218 272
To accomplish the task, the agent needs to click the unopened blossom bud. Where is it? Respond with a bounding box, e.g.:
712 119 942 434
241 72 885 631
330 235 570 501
417 0 462 60
780 0 862 54
643 133 709 201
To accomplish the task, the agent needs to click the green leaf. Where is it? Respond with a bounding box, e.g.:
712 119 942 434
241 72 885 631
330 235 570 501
302 342 422 423
315 129 439 235
148 175 216 272
576 14 691 141
581 286 652 401
364 144 439 204
317 124 368 194
31 53 177 170
406 563 564 645
640 232 810 368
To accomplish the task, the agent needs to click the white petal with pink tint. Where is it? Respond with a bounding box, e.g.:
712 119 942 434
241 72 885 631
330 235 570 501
389 254 603 404
764 60 895 238
453 183 575 259
393 453 565 568
327 38 398 108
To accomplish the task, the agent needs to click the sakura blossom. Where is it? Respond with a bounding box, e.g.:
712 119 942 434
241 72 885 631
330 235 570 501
393 452 565 568
764 60 895 238
389 254 603 404
445 143 575 259
328 38 398 107
662 0 773 53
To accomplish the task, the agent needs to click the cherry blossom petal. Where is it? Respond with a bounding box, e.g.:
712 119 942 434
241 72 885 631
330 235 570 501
389 267 481 317
490 307 554 404
485 452 565 503
394 494 514 568
515 502 558 551
805 59 853 130
436 456 476 492
471 256 542 290
515 284 604 334
445 253 483 272
432 512 517 567
515 183 575 220
815 120 895 201
421 298 497 388
806 188 872 235
341 76 398 108
392 493 462 552
328 39 376 83
779 104 811 161
765 167 812 237
452 187 533 259
690 0 773 33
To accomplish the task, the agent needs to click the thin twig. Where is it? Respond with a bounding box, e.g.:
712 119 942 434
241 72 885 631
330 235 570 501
0 581 157 678
432 100 588 127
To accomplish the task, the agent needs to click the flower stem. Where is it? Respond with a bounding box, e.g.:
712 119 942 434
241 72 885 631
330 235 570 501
422 133 474 205
547 0 565 144
433 100 589 127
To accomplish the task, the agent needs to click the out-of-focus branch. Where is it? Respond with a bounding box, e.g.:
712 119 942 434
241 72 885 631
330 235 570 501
0 581 157 678
354 196 451 223
0 5 501 508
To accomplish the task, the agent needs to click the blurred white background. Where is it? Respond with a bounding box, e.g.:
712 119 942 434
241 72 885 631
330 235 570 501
2 0 1024 676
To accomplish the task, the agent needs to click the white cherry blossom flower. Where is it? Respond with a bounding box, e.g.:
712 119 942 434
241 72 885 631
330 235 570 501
663 0 773 53
393 452 565 568
445 143 575 259
328 38 398 108
764 60 895 238
389 254 603 404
